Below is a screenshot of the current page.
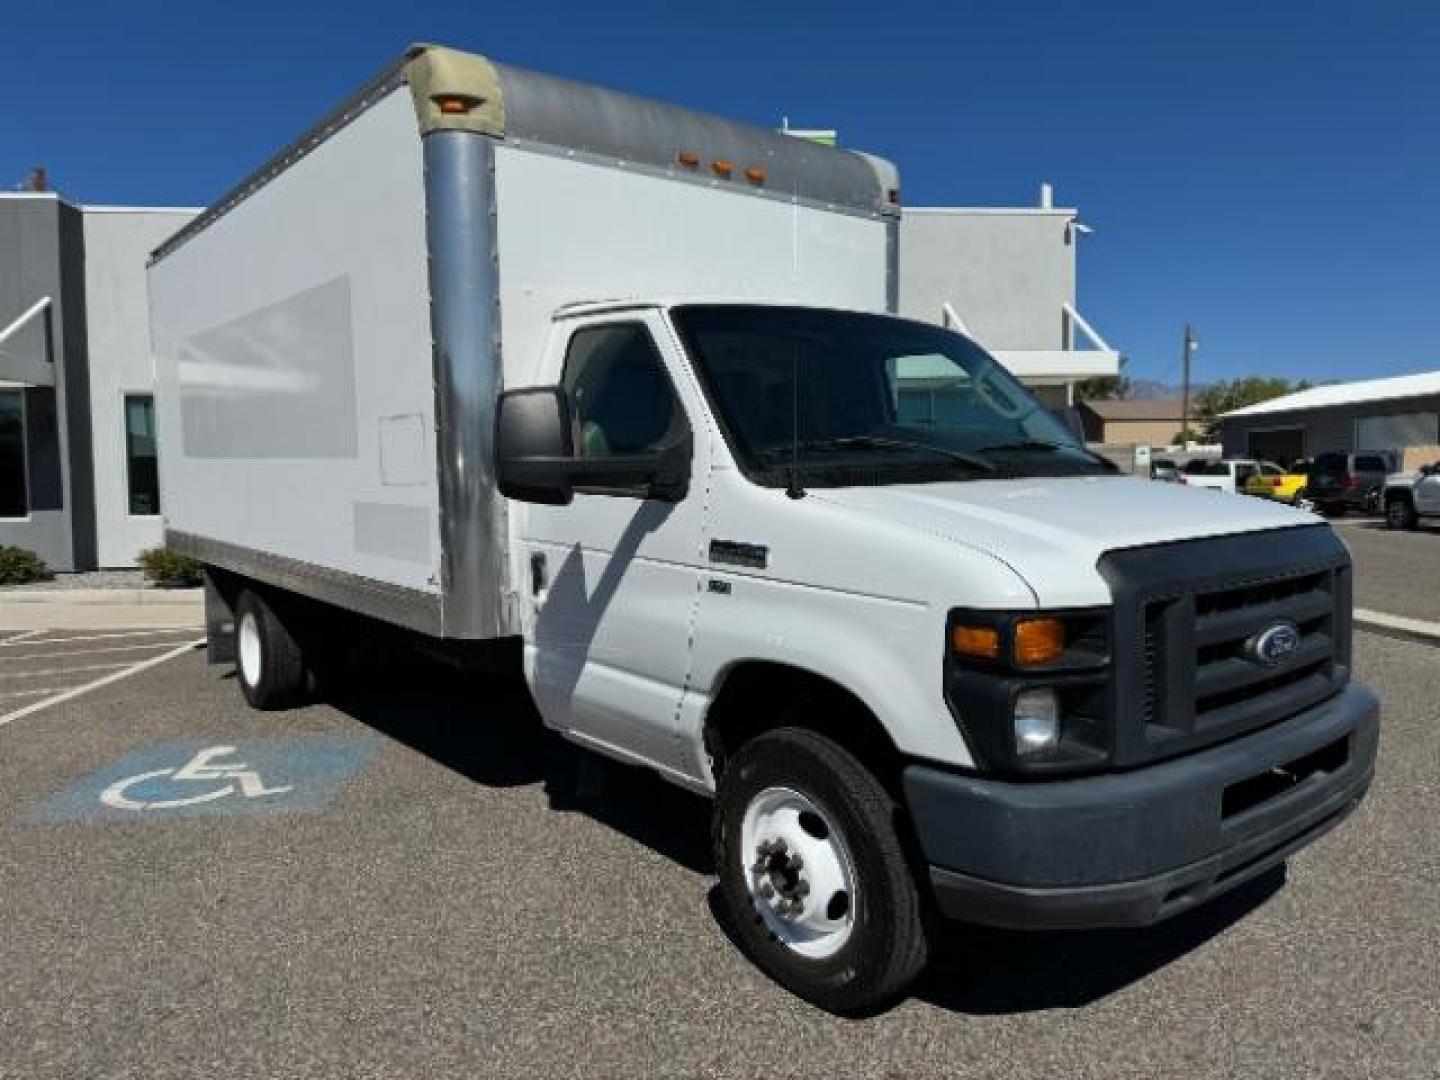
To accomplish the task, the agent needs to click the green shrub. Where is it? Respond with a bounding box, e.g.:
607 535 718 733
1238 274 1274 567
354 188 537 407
0 546 52 586
137 547 204 587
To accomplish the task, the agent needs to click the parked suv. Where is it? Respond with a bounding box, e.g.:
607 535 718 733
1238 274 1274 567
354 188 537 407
1382 462 1440 529
1306 452 1390 516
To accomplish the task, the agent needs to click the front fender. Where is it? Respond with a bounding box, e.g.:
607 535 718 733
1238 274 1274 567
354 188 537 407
681 574 974 784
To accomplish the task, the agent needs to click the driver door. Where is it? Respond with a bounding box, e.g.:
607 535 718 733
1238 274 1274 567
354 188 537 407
518 314 708 774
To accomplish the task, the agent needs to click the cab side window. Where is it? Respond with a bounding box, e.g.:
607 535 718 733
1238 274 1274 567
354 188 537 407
561 324 684 459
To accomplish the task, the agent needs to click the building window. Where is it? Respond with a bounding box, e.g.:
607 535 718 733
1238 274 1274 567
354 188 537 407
0 391 27 518
124 394 160 516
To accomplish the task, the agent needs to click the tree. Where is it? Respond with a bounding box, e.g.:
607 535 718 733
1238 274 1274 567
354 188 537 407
1073 355 1133 402
1192 377 1312 439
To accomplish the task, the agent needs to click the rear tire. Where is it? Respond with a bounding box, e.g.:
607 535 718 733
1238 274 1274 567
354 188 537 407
1386 496 1417 531
714 727 932 1014
235 589 311 710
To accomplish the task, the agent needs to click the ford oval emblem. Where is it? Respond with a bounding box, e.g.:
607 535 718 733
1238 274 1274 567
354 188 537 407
1248 621 1301 667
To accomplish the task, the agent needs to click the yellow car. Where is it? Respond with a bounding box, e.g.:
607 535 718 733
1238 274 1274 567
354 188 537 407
1242 459 1311 504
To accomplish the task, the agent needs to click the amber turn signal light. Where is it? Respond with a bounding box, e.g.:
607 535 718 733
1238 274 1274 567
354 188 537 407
711 159 734 177
677 151 700 168
952 624 1000 661
1013 618 1065 666
433 94 482 115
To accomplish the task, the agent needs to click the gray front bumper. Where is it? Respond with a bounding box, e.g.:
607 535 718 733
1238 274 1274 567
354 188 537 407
905 683 1379 929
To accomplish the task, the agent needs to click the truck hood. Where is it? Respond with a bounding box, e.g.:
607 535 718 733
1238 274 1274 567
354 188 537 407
811 475 1319 607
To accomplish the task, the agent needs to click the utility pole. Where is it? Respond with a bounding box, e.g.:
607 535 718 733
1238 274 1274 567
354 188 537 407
1180 324 1197 446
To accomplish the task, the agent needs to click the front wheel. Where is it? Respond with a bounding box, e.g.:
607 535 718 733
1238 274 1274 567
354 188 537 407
1386 497 1418 530
714 728 932 1014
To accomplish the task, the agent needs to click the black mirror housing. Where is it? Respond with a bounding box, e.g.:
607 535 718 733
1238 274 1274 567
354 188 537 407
496 387 576 505
495 386 693 505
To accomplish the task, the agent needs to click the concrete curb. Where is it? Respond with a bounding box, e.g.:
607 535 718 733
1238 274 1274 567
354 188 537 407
0 588 203 606
1354 608 1440 647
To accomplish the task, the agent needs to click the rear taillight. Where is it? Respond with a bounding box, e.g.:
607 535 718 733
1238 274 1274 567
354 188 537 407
1271 477 1283 488
1342 473 1356 490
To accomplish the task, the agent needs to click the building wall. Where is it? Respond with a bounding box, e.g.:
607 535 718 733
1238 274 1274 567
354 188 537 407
1221 394 1440 462
898 209 1075 351
83 208 195 566
1095 418 1184 447
0 195 85 571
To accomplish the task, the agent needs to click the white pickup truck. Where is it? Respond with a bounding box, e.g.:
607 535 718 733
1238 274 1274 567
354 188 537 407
149 45 1380 1013
1382 462 1440 528
1179 458 1274 494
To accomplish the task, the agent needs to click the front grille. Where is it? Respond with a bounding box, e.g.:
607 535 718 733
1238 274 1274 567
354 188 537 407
1100 527 1352 769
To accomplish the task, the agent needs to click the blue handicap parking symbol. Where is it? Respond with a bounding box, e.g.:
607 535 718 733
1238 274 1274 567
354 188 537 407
27 737 377 823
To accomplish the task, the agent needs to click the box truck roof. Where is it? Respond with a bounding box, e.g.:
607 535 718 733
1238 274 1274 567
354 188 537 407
152 43 899 265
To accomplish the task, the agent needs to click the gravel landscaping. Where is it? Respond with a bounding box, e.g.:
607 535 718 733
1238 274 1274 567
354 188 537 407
0 570 151 592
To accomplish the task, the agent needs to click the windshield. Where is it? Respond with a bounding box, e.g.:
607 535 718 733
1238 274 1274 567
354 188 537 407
670 305 1111 489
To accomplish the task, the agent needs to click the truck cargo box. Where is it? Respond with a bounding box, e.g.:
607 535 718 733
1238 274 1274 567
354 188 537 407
150 44 898 639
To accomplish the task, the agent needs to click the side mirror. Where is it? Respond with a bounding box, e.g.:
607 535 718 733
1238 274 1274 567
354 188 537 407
495 386 692 506
496 386 576 505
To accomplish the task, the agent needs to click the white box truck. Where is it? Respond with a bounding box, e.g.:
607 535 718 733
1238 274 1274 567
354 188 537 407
150 45 1379 1013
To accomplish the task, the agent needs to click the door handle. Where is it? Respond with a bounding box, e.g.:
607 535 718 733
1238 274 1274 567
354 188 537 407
530 551 548 597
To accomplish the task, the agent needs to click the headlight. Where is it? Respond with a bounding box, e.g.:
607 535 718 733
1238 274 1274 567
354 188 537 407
944 608 1112 776
1013 688 1061 756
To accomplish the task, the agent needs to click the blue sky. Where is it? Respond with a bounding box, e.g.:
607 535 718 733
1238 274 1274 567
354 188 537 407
4 0 1433 386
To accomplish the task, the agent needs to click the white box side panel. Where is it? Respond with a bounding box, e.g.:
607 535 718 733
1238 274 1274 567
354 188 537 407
492 147 889 385
150 89 440 593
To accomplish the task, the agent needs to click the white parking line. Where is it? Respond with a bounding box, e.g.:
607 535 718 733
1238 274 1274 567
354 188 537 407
0 639 204 729
1 640 203 662
1354 608 1440 643
0 686 70 700
0 662 134 680
0 627 200 647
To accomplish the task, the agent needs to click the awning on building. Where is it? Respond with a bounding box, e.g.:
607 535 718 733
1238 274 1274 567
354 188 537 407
0 296 56 387
942 300 1120 382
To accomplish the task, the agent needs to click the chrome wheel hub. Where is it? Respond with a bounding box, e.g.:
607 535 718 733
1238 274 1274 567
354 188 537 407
739 787 856 959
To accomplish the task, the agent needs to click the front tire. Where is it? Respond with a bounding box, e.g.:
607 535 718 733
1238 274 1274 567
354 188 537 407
1386 496 1418 530
235 589 311 710
714 728 932 1014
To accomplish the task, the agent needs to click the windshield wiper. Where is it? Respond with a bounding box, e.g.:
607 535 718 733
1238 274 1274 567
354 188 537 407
977 439 1070 453
763 436 995 472
977 439 1119 471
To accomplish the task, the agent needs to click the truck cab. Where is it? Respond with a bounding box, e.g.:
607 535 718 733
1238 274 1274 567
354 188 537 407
496 300 1379 1011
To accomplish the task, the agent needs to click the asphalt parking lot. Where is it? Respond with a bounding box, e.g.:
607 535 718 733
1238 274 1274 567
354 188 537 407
0 611 1437 1078
1333 516 1440 623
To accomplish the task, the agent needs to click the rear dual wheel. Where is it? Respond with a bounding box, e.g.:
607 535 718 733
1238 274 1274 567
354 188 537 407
235 590 313 710
714 728 932 1014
